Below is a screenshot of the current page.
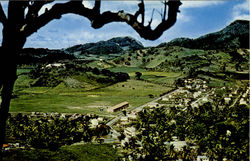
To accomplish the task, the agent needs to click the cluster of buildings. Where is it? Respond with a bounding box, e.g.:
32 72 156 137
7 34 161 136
160 79 214 110
113 78 249 161
5 76 248 160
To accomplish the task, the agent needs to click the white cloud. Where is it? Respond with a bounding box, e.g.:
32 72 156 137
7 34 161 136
232 0 250 21
181 1 225 8
38 3 53 16
82 1 93 9
22 1 228 49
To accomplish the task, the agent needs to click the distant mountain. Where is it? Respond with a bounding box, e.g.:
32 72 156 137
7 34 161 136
18 20 249 65
18 36 143 64
65 36 144 56
159 20 249 49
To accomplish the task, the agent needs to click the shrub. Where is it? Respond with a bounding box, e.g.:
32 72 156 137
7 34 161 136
7 113 110 150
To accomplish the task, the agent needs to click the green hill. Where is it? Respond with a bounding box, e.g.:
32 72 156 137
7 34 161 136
158 20 249 49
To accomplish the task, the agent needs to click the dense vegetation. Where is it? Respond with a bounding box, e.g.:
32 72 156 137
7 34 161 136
2 143 119 161
122 87 249 160
19 48 76 65
7 113 109 150
29 63 129 87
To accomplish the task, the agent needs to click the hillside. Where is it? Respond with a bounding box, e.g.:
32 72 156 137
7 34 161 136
18 20 249 66
18 36 144 64
110 46 249 78
158 20 249 49
65 36 144 57
103 20 249 83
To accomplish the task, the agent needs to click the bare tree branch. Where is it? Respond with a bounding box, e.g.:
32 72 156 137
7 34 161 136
134 0 145 25
148 9 155 27
93 0 101 13
23 0 182 40
26 0 55 23
0 2 7 25
163 0 168 21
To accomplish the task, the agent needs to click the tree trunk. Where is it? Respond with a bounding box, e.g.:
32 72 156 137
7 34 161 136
0 75 16 155
0 24 26 159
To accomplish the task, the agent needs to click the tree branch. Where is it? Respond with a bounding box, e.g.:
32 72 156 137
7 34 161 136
0 2 7 25
134 0 145 25
26 0 55 23
93 0 101 13
8 0 29 29
163 0 167 21
148 9 155 27
23 0 182 40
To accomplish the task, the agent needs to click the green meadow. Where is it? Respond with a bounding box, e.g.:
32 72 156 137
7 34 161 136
10 67 176 116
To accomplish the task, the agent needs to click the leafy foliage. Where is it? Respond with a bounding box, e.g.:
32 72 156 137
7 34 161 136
29 63 129 87
2 143 119 161
7 113 110 150
123 96 249 160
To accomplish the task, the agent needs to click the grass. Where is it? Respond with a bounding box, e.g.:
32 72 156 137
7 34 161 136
140 71 182 83
3 143 120 161
109 66 146 75
11 51 239 116
109 67 182 84
11 75 173 116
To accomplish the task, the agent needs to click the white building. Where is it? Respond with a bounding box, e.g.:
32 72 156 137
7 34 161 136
169 141 187 151
124 127 137 137
197 155 209 161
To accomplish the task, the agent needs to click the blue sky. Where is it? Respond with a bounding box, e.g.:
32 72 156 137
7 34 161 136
0 0 249 49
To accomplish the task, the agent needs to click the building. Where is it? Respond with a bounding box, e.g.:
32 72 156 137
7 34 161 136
127 113 137 120
169 140 187 151
197 156 209 161
107 101 129 113
124 127 137 137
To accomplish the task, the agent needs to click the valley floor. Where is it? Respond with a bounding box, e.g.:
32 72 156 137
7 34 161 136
2 64 249 160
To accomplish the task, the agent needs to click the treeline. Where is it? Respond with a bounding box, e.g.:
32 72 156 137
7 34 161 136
29 63 130 87
18 48 75 65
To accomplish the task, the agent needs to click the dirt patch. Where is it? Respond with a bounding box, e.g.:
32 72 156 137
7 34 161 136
87 101 111 108
87 95 99 97
67 106 82 109
64 77 84 88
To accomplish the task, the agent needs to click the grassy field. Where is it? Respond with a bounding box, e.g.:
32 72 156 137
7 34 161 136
10 68 174 116
3 143 120 161
110 67 183 84
10 54 242 116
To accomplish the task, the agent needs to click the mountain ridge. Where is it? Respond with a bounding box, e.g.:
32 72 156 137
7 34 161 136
65 36 144 56
18 36 144 64
18 20 249 64
158 20 249 49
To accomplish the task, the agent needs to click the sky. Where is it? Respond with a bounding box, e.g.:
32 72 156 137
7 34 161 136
0 0 249 49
